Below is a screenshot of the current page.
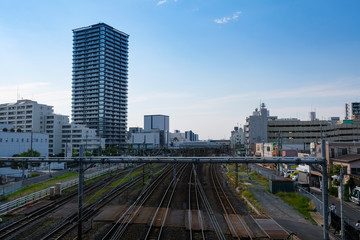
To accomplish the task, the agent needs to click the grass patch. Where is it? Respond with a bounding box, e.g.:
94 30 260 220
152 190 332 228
4 173 78 201
275 192 316 224
31 172 40 177
225 165 264 214
243 189 264 213
249 171 269 191
86 167 144 204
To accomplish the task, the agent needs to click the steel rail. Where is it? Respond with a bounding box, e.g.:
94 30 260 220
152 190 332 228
211 164 253 239
40 168 149 240
211 164 240 239
188 164 205 240
188 164 193 240
157 164 188 240
0 171 122 240
195 167 226 240
106 164 174 240
144 164 188 240
193 164 205 239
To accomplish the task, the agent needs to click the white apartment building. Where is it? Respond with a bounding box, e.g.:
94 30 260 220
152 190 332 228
0 99 53 133
62 123 105 155
45 114 69 155
0 99 70 155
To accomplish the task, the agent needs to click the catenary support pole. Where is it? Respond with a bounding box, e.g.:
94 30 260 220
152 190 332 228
78 145 84 240
22 161 25 183
340 167 345 240
235 163 238 188
322 140 329 240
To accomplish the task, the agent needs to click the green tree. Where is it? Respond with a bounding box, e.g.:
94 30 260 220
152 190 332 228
72 149 78 157
104 146 120 156
11 149 40 169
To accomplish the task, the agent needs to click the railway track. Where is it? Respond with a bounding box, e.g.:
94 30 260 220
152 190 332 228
0 168 123 240
144 164 188 239
210 164 254 240
103 164 185 240
188 164 205 240
39 164 159 240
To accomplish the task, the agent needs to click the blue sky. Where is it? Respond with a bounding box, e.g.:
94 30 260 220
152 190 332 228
0 0 359 139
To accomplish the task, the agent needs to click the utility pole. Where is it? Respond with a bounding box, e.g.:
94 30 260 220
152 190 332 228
321 140 329 240
339 167 346 239
78 145 84 240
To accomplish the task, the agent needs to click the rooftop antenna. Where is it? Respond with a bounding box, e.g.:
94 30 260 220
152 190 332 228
17 87 20 100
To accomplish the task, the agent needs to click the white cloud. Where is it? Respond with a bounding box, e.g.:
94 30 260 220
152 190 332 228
157 0 167 6
214 11 242 24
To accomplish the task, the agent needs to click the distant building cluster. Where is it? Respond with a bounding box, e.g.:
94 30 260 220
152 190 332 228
242 102 360 156
127 114 201 152
0 99 105 158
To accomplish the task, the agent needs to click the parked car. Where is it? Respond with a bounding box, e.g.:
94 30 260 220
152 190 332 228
350 186 360 205
291 172 299 181
284 169 297 178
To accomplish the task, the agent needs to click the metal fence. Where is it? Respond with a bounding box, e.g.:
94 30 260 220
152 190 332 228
296 186 324 216
249 164 284 180
0 170 70 197
0 165 117 216
0 182 23 197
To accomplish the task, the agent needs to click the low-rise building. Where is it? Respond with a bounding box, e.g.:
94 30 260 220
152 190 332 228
61 123 105 156
0 129 49 157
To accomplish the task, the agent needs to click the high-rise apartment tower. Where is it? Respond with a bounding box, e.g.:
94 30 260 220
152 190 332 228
72 23 129 148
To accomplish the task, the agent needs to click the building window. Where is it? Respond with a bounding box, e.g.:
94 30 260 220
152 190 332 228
351 168 360 175
337 148 347 156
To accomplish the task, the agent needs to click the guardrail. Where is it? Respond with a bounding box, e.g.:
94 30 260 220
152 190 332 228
0 182 23 197
0 165 118 216
296 186 324 216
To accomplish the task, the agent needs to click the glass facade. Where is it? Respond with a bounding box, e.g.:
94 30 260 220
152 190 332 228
72 23 128 148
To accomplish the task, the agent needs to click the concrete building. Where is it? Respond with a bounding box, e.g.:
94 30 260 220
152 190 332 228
0 129 49 157
45 114 69 155
0 100 69 155
127 131 161 150
244 103 360 155
72 23 129 148
267 118 328 150
144 115 169 132
345 102 360 120
0 99 54 133
185 130 198 142
169 130 186 146
61 123 105 156
168 130 199 148
230 126 245 155
244 103 270 155
143 115 169 146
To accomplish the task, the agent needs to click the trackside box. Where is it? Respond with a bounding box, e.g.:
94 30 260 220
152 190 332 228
269 179 295 194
